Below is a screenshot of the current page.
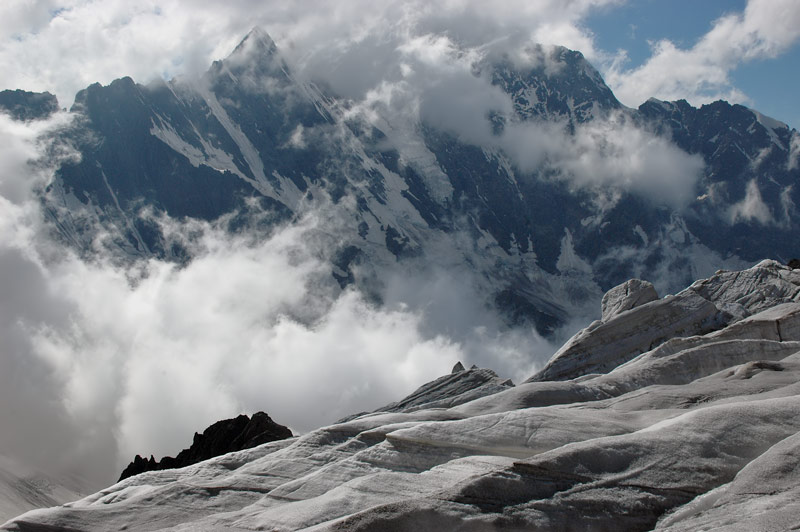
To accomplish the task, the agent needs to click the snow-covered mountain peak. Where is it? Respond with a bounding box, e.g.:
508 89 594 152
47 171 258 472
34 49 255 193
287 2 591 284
208 26 292 92
229 26 279 62
482 43 621 124
16 28 800 338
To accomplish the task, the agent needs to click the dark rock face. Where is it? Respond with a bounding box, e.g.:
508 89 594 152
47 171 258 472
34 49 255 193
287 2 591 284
17 29 800 334
118 412 292 481
637 98 799 264
0 90 59 121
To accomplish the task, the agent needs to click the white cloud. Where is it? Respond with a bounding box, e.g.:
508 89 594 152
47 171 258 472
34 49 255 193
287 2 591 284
0 0 643 489
788 131 800 171
499 112 705 208
728 179 774 225
605 0 800 107
780 185 796 226
0 201 463 485
0 110 565 488
2 0 797 121
0 0 619 107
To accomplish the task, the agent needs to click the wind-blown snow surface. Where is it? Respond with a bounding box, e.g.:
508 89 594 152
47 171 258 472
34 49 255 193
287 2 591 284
5 259 800 531
0 456 87 525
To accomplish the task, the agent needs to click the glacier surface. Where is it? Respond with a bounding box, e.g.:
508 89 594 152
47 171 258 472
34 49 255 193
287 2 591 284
5 260 800 531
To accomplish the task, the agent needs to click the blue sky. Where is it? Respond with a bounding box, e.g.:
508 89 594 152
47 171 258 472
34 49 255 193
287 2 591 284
588 1 748 65
587 0 800 128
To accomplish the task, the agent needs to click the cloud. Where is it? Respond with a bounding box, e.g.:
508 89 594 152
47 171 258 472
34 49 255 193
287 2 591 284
0 0 619 107
498 111 706 208
728 179 774 225
605 0 800 107
322 31 704 210
0 110 566 488
788 131 800 171
0 0 658 490
2 0 792 492
780 186 796 226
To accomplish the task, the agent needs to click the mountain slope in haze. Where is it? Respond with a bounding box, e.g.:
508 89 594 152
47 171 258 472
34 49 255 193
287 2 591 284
0 455 87 525
5 260 800 531
8 28 800 334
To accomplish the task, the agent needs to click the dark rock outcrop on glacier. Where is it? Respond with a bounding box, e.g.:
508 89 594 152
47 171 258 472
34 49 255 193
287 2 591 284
7 260 800 532
117 412 292 481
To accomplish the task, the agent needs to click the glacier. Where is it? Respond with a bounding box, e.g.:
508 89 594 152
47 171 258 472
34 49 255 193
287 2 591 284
4 260 800 531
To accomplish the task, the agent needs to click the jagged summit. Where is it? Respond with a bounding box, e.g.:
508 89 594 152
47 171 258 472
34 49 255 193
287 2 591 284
483 43 622 125
9 27 800 337
0 89 59 121
237 27 278 55
222 26 282 71
118 412 292 482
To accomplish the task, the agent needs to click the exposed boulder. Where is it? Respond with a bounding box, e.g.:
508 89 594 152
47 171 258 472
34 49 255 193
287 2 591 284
529 290 726 382
601 278 659 321
118 412 292 481
529 260 800 382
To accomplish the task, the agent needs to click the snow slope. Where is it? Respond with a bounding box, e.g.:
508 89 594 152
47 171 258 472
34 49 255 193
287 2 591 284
5 259 800 531
0 455 87 525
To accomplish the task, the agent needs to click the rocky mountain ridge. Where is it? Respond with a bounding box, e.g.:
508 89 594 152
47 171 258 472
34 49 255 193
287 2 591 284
118 412 292 482
3 28 798 334
4 259 800 531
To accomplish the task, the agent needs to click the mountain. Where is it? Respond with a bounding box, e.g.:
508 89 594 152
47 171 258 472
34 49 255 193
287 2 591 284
0 455 87 525
0 90 59 121
5 259 800 531
118 412 292 481
3 28 793 335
